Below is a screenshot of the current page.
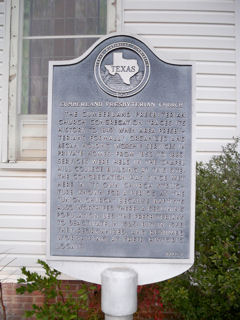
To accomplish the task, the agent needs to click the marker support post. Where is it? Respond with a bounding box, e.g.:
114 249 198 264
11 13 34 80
101 268 138 320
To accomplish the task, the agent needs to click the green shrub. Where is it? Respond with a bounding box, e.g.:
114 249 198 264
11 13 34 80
16 259 100 320
159 139 240 320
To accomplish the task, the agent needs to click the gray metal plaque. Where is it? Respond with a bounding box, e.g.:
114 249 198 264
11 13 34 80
49 35 192 259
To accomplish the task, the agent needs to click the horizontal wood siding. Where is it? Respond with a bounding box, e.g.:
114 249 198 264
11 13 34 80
124 1 235 12
123 0 238 162
19 117 47 160
0 170 46 280
0 1 5 162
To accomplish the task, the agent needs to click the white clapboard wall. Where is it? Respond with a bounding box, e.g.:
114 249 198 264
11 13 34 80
0 0 239 281
0 0 8 163
0 0 47 280
0 2 4 102
18 115 47 160
0 170 47 281
121 0 239 162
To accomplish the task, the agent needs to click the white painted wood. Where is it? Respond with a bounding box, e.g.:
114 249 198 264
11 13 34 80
0 190 46 203
18 116 48 159
0 161 47 170
18 117 47 161
0 114 2 164
123 0 238 165
123 1 235 12
0 177 46 189
8 0 20 161
107 0 117 33
0 215 46 228
1 0 10 162
196 87 236 100
0 3 5 13
0 242 46 255
196 152 222 163
236 0 240 143
125 11 235 24
0 265 74 282
0 255 46 267
0 27 4 37
154 48 235 62
0 271 22 282
116 0 124 32
23 35 102 40
141 36 235 50
196 75 236 88
20 149 47 159
196 61 236 75
20 120 47 137
0 202 46 215
196 62 236 75
0 14 4 26
196 113 236 126
124 24 235 37
22 138 47 151
196 101 236 113
0 267 43 282
196 127 236 139
0 170 46 177
0 229 46 242
196 139 234 152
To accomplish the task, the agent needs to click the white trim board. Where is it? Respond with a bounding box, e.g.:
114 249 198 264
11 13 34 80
236 0 240 148
1 1 10 163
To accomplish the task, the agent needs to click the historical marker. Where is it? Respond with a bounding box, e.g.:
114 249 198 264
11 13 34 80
47 35 195 284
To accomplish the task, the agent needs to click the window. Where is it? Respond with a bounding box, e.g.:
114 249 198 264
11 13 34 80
21 0 107 115
4 0 117 165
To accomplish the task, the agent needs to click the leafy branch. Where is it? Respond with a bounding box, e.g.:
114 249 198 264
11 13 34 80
16 259 98 320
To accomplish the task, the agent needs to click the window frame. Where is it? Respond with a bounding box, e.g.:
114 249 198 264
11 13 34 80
1 0 120 169
236 0 240 151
